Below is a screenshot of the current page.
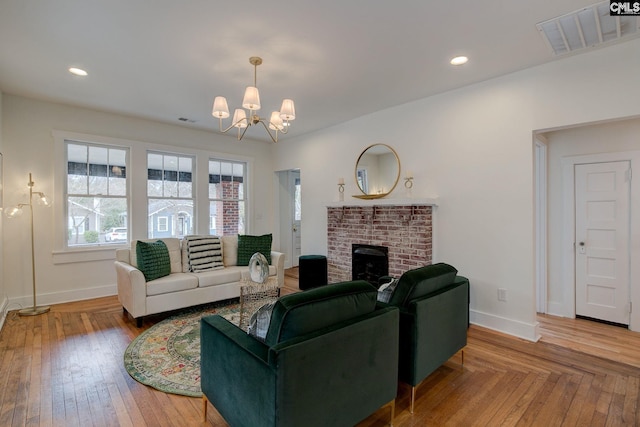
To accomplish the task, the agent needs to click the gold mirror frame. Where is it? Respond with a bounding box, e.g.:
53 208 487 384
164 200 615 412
353 143 401 199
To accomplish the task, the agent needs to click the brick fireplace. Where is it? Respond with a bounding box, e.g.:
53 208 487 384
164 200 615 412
326 203 433 283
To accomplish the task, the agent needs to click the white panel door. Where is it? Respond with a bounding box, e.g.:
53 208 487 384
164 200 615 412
575 161 630 325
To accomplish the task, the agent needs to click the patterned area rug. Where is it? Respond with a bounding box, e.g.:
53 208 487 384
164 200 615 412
124 302 241 397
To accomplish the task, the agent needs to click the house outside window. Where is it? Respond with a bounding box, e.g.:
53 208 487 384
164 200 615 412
147 152 194 238
209 159 245 235
65 141 128 247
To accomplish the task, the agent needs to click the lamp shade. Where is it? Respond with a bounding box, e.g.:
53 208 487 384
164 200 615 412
232 109 248 128
279 99 296 121
212 96 230 118
5 206 23 218
242 86 261 111
269 111 285 131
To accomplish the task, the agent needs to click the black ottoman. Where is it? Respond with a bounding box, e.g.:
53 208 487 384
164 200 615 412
298 255 328 290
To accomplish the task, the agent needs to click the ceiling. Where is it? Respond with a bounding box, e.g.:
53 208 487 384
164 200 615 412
0 1 633 143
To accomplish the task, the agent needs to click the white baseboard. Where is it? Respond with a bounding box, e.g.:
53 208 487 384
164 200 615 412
546 301 572 318
7 284 118 311
470 309 540 342
0 295 8 333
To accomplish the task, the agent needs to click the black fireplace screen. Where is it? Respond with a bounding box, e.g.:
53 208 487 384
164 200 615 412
352 244 389 284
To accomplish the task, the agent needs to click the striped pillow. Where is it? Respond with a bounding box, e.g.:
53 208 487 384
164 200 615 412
184 235 224 272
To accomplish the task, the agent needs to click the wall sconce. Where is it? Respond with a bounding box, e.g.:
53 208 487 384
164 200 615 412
338 177 345 202
404 171 414 196
5 173 52 316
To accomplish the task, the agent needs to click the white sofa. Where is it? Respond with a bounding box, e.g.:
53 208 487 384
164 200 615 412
115 235 285 326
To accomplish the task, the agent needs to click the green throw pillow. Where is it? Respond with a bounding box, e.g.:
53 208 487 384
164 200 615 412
136 240 171 281
237 234 272 266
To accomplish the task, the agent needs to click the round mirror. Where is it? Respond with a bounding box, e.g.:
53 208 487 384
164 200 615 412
354 144 400 199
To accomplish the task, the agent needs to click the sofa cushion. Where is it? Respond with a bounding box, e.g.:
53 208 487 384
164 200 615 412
131 238 182 273
145 273 199 296
237 234 272 266
181 235 224 273
264 280 377 346
221 235 238 267
388 263 458 307
192 267 243 288
135 240 171 282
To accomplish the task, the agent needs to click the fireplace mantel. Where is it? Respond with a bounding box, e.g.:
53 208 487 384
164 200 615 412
326 197 438 208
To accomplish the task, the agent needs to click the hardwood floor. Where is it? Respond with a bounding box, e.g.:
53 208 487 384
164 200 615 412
1 271 640 426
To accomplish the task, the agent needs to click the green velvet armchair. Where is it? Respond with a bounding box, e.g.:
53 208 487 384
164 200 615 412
381 263 469 413
200 280 400 427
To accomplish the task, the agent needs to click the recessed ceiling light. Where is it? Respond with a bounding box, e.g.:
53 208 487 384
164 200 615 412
450 56 468 66
68 67 88 76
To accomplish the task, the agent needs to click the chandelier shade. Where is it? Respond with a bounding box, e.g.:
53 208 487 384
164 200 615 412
211 56 295 143
232 109 248 128
242 86 261 111
212 96 230 118
269 111 284 131
279 99 296 121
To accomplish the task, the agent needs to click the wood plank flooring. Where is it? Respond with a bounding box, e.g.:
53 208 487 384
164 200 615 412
1 270 640 426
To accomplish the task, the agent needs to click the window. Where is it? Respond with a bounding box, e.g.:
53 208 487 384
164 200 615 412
294 177 301 221
66 141 128 247
147 152 194 238
157 216 169 232
209 159 246 235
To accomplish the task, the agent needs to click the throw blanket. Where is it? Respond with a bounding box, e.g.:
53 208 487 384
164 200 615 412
184 235 224 272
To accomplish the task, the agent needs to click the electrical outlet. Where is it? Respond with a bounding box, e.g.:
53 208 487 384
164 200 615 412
498 288 507 302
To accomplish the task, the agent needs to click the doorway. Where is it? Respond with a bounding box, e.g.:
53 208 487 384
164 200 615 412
277 169 301 269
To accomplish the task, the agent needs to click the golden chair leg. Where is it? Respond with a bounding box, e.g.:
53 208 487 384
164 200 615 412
389 399 395 426
410 386 416 414
202 396 208 422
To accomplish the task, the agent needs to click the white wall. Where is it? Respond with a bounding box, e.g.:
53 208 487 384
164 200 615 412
545 118 640 320
0 90 7 328
274 38 640 341
1 94 276 308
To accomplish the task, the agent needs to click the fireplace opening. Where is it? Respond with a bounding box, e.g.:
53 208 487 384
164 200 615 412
352 244 389 284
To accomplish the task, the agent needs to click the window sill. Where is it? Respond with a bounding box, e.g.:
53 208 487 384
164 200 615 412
52 245 126 265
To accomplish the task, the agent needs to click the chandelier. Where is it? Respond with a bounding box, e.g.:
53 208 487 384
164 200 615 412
212 56 296 143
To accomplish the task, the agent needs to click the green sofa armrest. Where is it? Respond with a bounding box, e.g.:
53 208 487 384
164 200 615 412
399 279 469 386
200 315 276 426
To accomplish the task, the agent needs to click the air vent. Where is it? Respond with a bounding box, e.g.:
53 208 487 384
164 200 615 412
178 117 196 123
537 1 640 56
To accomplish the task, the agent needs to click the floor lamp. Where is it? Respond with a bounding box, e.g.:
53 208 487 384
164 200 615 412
5 173 52 316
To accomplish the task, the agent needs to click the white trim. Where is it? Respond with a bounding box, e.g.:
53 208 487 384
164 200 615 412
561 150 640 331
8 284 117 308
470 309 540 342
534 136 548 314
